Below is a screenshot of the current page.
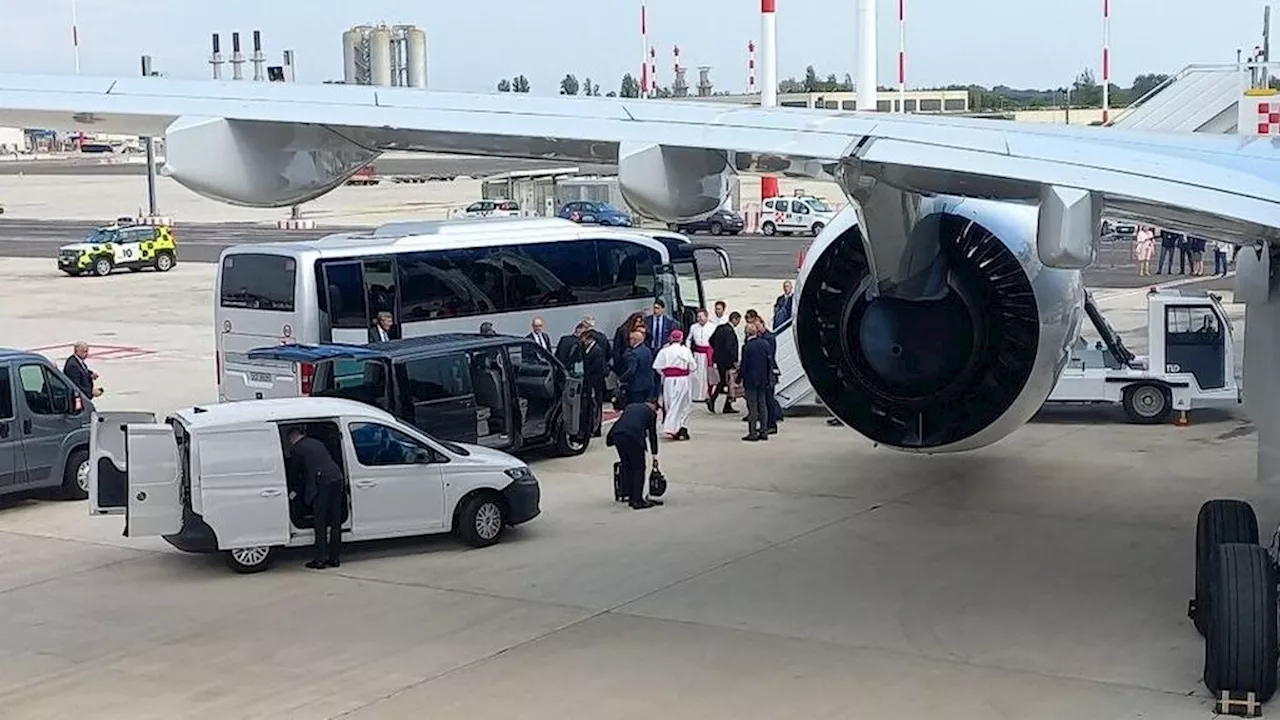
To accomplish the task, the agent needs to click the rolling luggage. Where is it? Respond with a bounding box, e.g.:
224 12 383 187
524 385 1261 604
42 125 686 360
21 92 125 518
612 462 628 503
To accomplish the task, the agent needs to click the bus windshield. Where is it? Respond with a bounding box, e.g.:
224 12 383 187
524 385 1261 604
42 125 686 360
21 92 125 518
220 254 297 311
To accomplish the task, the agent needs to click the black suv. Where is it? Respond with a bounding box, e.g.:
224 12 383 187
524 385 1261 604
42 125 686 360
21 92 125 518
668 208 745 236
249 334 588 457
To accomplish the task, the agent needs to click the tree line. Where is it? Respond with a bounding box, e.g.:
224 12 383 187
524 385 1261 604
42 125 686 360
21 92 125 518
497 65 1177 111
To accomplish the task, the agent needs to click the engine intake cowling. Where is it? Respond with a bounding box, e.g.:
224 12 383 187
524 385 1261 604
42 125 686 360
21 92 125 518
795 199 1083 453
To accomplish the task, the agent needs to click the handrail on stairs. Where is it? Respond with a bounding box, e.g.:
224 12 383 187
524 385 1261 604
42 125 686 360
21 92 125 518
1107 62 1280 126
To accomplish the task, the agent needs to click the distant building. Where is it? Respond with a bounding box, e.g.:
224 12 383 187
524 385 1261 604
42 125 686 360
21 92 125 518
0 126 24 153
665 89 971 114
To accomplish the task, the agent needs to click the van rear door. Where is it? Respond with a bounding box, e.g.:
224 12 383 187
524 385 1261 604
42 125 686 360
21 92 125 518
89 410 158 516
123 423 184 537
195 425 289 550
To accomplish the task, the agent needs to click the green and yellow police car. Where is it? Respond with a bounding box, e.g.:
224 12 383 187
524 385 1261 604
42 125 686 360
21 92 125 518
57 223 177 277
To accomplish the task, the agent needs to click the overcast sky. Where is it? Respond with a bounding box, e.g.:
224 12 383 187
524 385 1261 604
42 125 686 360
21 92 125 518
0 0 1269 94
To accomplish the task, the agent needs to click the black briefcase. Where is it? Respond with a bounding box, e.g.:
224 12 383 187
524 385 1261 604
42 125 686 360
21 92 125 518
612 462 628 503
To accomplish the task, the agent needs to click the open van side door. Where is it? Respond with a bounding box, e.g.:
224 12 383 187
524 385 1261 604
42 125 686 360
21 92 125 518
123 423 184 537
560 372 583 438
89 410 157 516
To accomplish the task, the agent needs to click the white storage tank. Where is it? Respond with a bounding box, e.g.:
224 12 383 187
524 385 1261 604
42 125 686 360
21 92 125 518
405 27 427 88
341 28 364 84
369 26 393 87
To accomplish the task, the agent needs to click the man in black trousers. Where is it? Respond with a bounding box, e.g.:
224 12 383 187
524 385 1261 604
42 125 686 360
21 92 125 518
606 397 662 509
286 427 346 569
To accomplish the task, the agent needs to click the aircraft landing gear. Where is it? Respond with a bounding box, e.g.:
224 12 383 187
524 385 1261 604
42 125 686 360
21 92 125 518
1191 498 1278 716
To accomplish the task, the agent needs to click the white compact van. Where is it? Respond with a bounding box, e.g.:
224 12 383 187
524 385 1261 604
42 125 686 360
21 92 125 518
88 397 541 573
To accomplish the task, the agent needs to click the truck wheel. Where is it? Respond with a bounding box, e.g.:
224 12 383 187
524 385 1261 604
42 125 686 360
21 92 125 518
1122 383 1170 424
1204 543 1278 703
761 221 777 236
456 493 506 548
154 251 174 272
92 256 113 277
58 447 90 500
1192 500 1259 636
224 546 275 574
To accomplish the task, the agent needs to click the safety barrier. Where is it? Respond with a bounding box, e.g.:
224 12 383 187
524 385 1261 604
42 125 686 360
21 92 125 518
277 218 317 230
134 215 174 226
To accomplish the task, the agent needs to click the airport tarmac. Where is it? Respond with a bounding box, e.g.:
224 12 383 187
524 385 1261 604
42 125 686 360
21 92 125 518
0 257 1265 718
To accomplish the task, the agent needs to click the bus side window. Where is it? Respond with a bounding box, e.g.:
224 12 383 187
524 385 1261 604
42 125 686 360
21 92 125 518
321 261 368 329
362 257 396 328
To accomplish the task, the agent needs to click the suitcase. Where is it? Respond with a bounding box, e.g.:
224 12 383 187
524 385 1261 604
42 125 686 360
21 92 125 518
612 462 629 503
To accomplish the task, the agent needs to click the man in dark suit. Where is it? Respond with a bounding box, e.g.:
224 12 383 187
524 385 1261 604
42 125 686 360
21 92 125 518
286 427 346 569
368 311 397 343
620 331 656 404
606 397 661 509
63 342 103 398
708 312 741 413
739 324 772 442
555 323 586 368
579 329 610 438
646 300 677 352
527 316 553 353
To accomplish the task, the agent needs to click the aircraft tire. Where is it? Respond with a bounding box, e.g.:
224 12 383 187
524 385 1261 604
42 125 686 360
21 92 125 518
1203 543 1278 703
1191 499 1259 636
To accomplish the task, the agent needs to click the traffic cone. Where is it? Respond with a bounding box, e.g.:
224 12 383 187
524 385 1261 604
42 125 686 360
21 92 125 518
1174 410 1190 427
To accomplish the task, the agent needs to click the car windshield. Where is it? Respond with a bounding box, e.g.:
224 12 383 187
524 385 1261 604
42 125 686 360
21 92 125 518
85 228 118 244
807 199 832 213
591 202 620 213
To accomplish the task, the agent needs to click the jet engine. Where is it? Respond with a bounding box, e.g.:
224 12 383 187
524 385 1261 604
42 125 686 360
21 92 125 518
616 143 734 224
794 198 1084 453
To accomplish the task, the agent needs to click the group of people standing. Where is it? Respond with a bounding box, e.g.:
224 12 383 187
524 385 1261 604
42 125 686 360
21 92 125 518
1132 226 1233 277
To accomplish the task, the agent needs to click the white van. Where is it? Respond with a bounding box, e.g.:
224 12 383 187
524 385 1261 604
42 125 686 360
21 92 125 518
87 397 541 573
759 196 835 237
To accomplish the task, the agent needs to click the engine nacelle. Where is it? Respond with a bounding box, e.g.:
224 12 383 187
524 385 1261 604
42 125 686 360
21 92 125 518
616 142 734 223
795 198 1084 453
162 117 379 207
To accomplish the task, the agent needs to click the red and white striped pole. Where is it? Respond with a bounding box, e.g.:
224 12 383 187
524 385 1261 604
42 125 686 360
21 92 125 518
673 44 680 91
640 2 649 98
747 41 757 95
760 0 780 202
650 45 658 95
71 0 81 74
897 0 906 112
1102 0 1111 124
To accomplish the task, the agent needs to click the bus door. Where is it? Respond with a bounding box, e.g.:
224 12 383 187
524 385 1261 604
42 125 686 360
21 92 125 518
318 256 398 344
657 244 732 328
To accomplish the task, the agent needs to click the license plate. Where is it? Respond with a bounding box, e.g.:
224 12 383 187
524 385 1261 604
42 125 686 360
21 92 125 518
248 371 273 383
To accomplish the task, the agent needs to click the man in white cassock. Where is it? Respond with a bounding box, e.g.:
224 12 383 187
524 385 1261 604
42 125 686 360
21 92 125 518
653 329 696 440
686 308 716 404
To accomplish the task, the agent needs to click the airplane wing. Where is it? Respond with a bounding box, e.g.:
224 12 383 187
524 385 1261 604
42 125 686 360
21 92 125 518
0 73 1278 243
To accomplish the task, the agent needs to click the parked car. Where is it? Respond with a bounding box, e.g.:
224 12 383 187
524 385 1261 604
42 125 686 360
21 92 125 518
759 196 835 237
462 199 522 218
0 349 95 500
668 208 745 236
58 223 178 276
557 200 633 227
246 333 589 458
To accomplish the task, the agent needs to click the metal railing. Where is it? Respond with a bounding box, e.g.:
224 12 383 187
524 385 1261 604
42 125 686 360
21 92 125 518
1108 62 1280 126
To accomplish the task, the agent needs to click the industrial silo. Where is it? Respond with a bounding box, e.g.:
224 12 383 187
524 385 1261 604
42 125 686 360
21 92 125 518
369 26 393 86
341 27 364 84
404 27 427 88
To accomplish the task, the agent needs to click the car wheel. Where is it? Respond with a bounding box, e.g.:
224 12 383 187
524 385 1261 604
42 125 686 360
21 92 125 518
58 447 90 500
1122 383 1171 424
554 420 590 457
811 222 825 236
93 257 113 277
154 251 174 272
456 493 506 548
710 222 723 236
761 221 777 236
224 546 275 574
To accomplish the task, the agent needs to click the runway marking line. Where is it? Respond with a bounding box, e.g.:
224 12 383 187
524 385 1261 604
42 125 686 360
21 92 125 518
27 343 156 360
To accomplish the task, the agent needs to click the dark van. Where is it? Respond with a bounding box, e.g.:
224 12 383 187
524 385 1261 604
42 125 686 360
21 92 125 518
0 349 96 500
248 334 588 457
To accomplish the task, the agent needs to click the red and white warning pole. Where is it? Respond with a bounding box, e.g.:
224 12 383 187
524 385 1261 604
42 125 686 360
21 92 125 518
650 44 658 94
640 2 649 98
747 41 757 95
71 0 81 74
760 0 780 202
1102 0 1111 124
897 0 906 112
